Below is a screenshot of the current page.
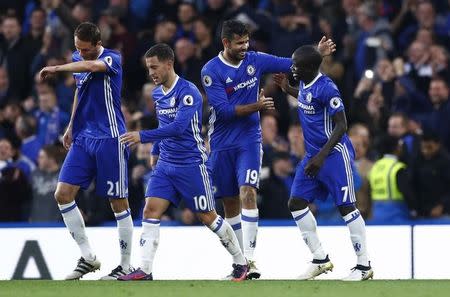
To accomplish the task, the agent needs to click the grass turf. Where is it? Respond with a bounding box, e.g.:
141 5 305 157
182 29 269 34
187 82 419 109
1 280 449 297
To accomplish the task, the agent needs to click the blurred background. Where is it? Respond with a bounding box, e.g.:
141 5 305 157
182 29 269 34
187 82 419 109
0 0 450 226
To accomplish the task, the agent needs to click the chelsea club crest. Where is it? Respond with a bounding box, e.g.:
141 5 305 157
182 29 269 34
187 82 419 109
247 65 255 76
170 97 176 107
306 92 312 103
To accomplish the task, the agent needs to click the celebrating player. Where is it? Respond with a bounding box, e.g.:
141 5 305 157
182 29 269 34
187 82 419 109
274 45 373 281
201 19 335 279
118 43 248 281
39 22 134 280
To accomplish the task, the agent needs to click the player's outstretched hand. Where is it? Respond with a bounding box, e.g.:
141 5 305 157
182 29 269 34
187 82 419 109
38 66 57 82
120 131 141 146
258 88 275 111
62 127 72 150
304 153 325 177
317 36 336 57
273 73 288 93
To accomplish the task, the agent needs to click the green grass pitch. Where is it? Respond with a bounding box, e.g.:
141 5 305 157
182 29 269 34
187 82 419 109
1 280 449 297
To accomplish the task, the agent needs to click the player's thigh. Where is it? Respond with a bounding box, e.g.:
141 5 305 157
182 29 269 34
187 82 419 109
320 147 357 207
208 149 239 198
236 143 262 189
290 158 327 203
173 163 216 213
145 165 179 210
95 138 129 198
58 138 95 191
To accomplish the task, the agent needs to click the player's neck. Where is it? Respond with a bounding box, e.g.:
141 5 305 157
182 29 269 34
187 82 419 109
303 72 320 86
222 50 241 66
162 71 177 92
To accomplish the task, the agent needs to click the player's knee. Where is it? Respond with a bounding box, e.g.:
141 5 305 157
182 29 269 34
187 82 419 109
288 198 308 212
338 204 356 216
142 203 162 219
196 211 216 226
240 186 257 207
110 198 129 213
54 188 74 205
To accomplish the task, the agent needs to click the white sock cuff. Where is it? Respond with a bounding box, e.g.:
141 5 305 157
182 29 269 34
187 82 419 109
115 208 131 221
291 207 310 222
343 209 361 224
242 208 258 222
209 216 224 233
142 219 160 227
58 201 77 213
226 214 242 231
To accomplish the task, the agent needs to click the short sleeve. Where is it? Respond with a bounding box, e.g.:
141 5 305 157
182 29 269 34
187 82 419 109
100 52 121 75
322 80 344 117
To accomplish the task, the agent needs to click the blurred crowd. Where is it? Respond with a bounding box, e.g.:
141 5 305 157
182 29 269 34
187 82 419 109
1 0 450 224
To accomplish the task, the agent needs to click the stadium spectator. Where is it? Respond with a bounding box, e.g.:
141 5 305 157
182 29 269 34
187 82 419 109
368 135 416 222
412 131 450 218
14 115 42 164
354 1 394 80
29 145 65 222
174 37 203 86
34 87 70 145
0 15 33 99
420 77 450 152
349 123 373 219
259 151 294 219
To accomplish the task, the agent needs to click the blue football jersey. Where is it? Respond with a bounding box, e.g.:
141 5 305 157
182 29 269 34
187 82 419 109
297 73 353 156
201 51 291 151
72 47 126 139
139 76 208 166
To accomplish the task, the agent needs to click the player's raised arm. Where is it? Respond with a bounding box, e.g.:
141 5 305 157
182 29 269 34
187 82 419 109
273 73 299 98
39 60 107 82
317 36 336 57
39 23 122 81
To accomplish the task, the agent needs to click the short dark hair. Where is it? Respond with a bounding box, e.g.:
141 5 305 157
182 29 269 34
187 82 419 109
221 20 249 40
42 145 66 165
75 22 101 45
144 43 174 62
293 45 322 71
379 135 400 155
421 130 440 143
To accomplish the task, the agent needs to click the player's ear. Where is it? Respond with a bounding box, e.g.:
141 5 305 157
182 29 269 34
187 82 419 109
222 38 230 48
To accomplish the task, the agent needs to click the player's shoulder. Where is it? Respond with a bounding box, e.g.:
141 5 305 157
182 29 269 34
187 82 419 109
101 48 121 60
152 85 163 100
177 77 202 96
318 74 337 88
201 55 221 73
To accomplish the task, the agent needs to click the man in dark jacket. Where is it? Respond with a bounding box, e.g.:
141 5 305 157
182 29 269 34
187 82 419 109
413 132 450 218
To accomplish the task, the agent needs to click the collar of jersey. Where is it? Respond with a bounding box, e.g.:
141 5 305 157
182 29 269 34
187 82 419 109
218 52 243 68
303 72 322 89
161 75 179 95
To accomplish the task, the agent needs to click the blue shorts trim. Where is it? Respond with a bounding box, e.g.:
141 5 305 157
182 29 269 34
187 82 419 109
145 162 215 213
58 136 129 198
291 144 356 206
